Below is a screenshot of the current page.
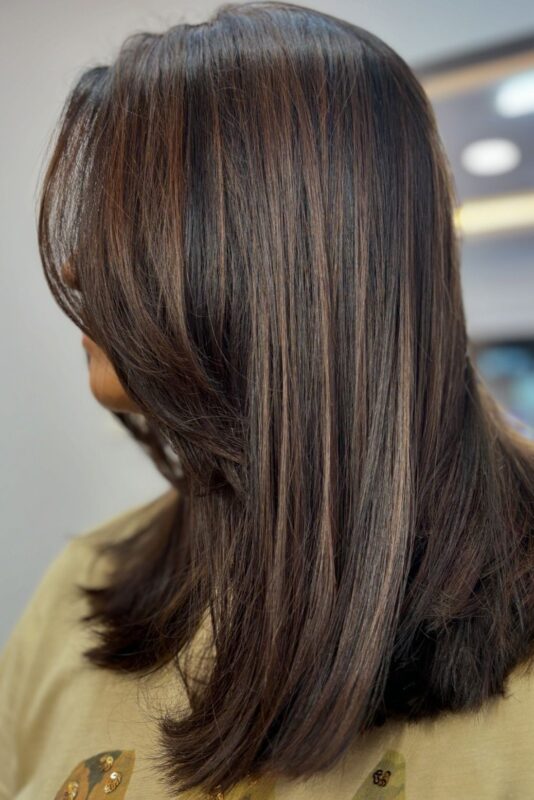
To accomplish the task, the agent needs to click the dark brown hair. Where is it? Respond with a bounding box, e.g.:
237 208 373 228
37 2 534 796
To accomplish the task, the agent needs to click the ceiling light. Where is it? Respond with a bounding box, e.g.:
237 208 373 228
454 191 534 236
461 138 521 176
495 69 534 117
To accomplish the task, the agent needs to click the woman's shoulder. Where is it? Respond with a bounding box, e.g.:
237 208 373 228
0 487 179 665
71 486 179 555
0 487 181 799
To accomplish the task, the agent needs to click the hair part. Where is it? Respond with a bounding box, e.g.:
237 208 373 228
37 1 534 796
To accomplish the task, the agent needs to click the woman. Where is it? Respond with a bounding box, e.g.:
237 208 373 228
2 2 534 798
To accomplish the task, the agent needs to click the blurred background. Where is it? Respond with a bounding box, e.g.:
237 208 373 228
1 0 534 648
419 37 534 435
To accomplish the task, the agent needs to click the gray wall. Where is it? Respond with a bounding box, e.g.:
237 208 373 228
2 0 534 649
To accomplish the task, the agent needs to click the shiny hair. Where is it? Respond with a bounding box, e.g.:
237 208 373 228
37 2 534 796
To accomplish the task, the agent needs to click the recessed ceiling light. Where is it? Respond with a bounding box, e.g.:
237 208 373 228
461 138 521 176
495 69 534 117
454 190 534 236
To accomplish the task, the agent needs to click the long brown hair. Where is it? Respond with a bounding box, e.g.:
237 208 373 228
37 2 534 796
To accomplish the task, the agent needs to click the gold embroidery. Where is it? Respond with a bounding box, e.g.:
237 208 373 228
206 773 272 799
99 754 115 772
56 751 276 799
103 770 122 793
352 750 406 799
54 750 135 800
63 781 79 799
373 768 392 786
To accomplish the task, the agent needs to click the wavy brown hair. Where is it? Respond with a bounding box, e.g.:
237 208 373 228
37 2 534 796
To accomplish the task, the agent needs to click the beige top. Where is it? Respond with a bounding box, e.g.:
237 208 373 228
1 487 534 799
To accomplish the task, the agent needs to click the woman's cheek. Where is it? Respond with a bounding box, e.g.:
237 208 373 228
87 353 140 413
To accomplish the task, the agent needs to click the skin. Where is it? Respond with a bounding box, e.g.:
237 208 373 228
81 336 141 413
61 261 142 414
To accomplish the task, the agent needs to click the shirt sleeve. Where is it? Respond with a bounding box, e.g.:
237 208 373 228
0 627 20 797
0 489 178 798
0 538 79 798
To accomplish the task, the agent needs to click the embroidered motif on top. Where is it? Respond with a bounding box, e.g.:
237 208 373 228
204 774 277 800
351 750 406 799
54 750 135 799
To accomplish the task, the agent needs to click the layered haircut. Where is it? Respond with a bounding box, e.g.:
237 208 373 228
37 2 534 796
